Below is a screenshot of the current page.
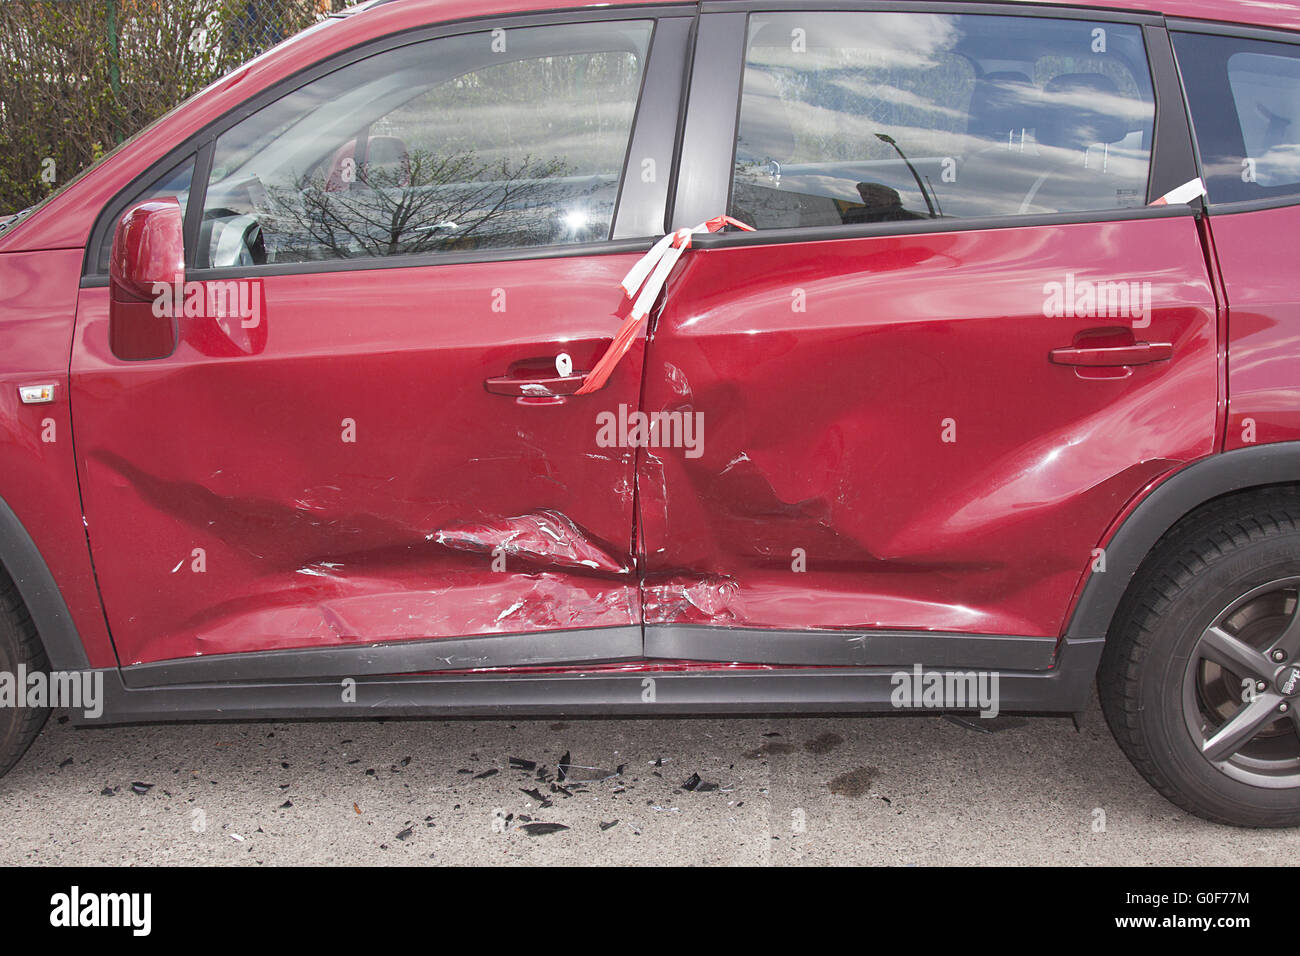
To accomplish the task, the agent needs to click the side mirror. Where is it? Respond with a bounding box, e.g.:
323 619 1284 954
109 198 184 361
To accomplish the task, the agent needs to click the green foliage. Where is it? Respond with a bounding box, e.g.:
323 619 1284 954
0 0 347 214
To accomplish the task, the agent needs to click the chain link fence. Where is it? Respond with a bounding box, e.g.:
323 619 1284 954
0 0 352 214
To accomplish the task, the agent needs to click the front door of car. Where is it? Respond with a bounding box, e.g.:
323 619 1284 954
71 13 692 674
638 9 1221 667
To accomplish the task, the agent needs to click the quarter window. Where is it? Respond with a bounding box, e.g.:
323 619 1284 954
197 22 652 268
1173 32 1300 204
729 13 1156 230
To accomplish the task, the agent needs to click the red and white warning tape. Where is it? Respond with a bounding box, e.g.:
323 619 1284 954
576 215 754 395
1149 177 1207 206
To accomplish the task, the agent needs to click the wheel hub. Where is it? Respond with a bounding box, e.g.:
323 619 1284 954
1182 576 1300 789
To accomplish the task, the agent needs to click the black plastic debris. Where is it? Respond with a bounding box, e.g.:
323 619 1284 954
279 800 293 809
131 782 154 795
509 757 537 771
100 786 115 796
395 827 414 841
557 751 572 781
520 822 569 836
58 757 73 769
942 714 1028 734
473 768 499 779
521 787 553 809
599 820 619 831
681 773 718 793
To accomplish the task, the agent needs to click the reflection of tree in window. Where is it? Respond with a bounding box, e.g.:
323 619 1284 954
252 150 579 261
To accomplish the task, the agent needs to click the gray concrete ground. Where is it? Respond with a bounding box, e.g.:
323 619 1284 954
0 690 1292 865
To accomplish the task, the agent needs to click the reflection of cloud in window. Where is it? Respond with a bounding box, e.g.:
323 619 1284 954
825 76 972 124
1037 85 1152 125
749 12 961 69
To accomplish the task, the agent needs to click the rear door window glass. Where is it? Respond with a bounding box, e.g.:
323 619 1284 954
730 12 1155 230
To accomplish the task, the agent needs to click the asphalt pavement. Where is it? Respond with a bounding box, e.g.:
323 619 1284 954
0 690 1291 865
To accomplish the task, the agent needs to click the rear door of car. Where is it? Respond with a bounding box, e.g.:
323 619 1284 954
1170 21 1300 449
637 3 1220 670
71 7 694 679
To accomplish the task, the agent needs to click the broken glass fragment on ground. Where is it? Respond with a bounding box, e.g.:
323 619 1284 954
556 751 620 782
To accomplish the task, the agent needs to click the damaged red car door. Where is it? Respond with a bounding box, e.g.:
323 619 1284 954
639 9 1219 665
70 14 689 675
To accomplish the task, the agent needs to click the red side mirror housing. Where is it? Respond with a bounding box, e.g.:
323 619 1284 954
109 198 185 361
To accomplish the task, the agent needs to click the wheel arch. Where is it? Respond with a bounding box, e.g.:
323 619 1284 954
0 493 88 671
1066 442 1300 647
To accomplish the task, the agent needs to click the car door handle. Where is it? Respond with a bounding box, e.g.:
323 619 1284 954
1049 342 1173 367
484 372 589 403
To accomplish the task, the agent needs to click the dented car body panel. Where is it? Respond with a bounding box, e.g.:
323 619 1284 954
0 0 1297 725
637 214 1219 640
71 256 647 665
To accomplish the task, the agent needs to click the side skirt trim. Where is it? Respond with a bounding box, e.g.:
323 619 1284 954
120 626 643 688
84 637 1103 724
644 625 1058 670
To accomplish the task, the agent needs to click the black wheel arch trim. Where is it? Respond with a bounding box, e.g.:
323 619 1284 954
1065 442 1300 645
0 493 89 671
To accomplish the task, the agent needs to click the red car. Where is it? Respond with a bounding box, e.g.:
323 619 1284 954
3 0 1300 827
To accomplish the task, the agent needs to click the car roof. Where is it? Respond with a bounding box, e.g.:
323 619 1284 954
358 0 1300 33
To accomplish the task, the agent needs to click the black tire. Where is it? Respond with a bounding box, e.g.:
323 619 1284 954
1100 487 1300 827
0 566 48 780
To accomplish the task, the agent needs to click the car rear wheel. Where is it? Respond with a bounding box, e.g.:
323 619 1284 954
0 566 48 780
1100 488 1300 826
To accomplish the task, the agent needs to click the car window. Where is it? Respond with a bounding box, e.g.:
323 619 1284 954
93 156 195 274
729 12 1155 230
198 21 652 268
1173 32 1300 204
